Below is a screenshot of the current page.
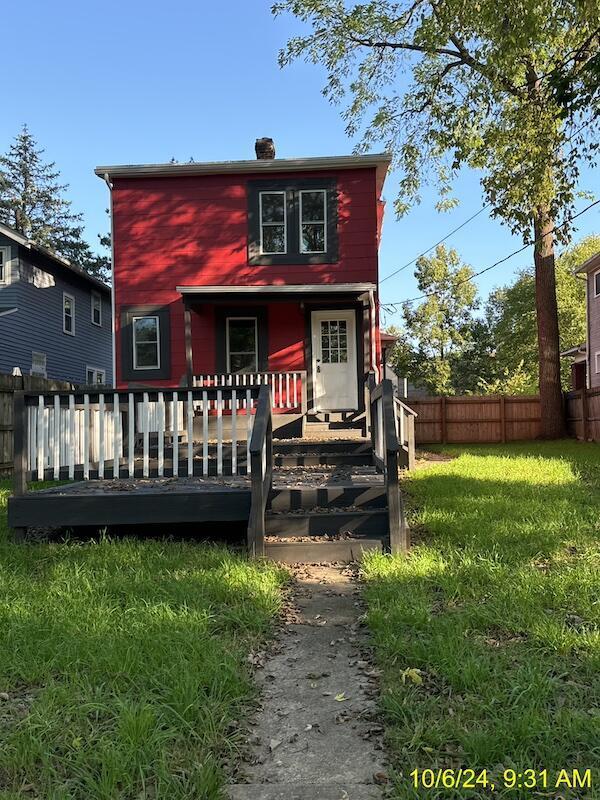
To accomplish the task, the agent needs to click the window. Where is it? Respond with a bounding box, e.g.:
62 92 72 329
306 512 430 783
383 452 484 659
320 319 348 364
86 366 106 384
226 317 258 372
133 316 160 370
31 351 46 377
300 189 327 253
594 270 600 298
91 291 102 326
259 191 286 254
248 179 337 266
596 352 600 374
63 293 75 335
0 247 8 283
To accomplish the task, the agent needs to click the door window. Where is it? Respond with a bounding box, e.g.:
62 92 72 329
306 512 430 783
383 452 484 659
320 319 348 364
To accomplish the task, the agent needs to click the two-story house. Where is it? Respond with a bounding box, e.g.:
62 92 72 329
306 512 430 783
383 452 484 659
95 139 389 418
0 222 112 384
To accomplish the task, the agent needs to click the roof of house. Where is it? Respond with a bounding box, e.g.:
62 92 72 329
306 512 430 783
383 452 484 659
574 251 600 274
94 152 392 181
0 222 110 295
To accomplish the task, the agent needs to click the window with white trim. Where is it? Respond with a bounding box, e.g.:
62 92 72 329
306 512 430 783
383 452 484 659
133 316 160 370
0 247 9 283
595 352 600 374
31 351 47 377
86 366 106 384
259 191 287 254
299 189 327 253
226 317 258 372
63 293 75 335
91 291 102 326
594 270 600 298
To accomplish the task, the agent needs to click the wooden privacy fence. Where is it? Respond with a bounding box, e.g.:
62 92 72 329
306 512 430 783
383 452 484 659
565 387 600 441
409 395 542 444
0 373 75 477
14 385 264 487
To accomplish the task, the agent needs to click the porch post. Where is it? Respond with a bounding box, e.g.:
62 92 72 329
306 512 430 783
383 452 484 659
184 302 193 388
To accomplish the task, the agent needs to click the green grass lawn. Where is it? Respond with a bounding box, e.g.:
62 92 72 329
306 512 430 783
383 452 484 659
362 441 600 799
0 481 286 799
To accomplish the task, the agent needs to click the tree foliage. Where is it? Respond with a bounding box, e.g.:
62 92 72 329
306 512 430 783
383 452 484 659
0 125 109 280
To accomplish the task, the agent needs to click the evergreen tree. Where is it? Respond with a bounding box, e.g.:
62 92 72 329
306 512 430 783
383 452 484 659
0 125 109 281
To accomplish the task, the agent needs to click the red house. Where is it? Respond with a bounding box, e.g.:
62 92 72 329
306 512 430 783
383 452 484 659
95 139 390 433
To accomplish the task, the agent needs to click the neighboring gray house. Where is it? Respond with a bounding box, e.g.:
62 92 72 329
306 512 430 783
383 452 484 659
0 222 112 384
573 250 600 389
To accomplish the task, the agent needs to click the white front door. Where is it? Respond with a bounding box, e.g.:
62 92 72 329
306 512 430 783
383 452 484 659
311 310 358 411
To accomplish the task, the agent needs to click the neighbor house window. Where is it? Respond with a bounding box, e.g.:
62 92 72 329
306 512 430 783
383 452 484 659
0 247 8 283
91 291 102 326
259 191 286 254
133 316 160 370
594 270 600 298
31 351 47 377
596 352 600 374
299 189 327 253
226 317 258 372
63 293 75 335
86 366 106 384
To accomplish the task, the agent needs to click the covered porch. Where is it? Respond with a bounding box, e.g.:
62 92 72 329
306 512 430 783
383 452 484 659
178 283 380 435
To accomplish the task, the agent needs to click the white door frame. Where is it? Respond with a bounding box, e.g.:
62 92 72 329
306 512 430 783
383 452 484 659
310 309 358 411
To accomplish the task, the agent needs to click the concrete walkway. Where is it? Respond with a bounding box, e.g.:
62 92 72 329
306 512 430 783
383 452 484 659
229 565 387 800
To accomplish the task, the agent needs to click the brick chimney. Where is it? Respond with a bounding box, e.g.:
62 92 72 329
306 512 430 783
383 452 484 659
255 137 276 159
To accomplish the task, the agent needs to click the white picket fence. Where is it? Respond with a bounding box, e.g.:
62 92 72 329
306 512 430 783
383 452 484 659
25 387 263 481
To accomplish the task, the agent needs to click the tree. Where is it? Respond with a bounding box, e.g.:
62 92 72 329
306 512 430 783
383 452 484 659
391 244 480 394
275 0 600 436
0 125 109 281
487 235 599 389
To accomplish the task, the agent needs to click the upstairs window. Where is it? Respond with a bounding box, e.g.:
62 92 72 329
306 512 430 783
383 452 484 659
259 192 286 254
248 179 337 266
594 270 600 298
300 189 326 253
133 315 160 370
91 291 102 326
0 247 8 283
63 293 75 335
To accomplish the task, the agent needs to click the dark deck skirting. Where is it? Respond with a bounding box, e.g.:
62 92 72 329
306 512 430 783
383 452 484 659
9 485 251 529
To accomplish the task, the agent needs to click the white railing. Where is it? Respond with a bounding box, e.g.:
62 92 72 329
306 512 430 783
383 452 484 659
193 372 306 412
20 386 264 482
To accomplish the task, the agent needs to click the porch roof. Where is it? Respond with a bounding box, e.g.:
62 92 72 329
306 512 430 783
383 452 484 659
177 283 376 300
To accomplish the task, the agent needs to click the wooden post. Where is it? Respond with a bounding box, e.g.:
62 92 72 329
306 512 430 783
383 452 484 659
184 304 193 388
500 395 507 443
407 413 416 471
581 387 589 442
12 391 27 542
440 396 447 444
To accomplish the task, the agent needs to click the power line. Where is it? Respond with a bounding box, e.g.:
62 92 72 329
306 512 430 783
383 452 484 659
380 198 600 312
379 114 598 286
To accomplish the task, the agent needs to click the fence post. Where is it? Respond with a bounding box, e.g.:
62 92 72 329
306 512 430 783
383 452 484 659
581 387 589 441
12 391 27 542
500 395 507 443
440 396 447 443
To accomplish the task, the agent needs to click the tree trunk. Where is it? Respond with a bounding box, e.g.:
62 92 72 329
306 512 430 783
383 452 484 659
533 206 564 438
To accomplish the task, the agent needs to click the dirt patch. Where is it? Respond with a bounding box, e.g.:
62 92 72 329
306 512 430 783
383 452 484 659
229 565 387 800
414 450 456 470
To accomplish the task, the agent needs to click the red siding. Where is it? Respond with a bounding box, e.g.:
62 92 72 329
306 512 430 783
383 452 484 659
112 167 380 385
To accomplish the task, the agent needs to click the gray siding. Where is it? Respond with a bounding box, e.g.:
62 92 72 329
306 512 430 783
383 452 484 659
0 234 112 385
588 270 600 388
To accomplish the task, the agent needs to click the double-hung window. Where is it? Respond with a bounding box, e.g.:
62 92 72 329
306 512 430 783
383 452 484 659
0 247 8 283
259 191 286 254
133 316 160 370
226 317 258 372
248 179 337 265
299 189 327 253
594 270 600 298
63 293 75 335
91 291 102 326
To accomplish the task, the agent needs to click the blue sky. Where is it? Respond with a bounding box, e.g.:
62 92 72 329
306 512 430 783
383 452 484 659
1 0 598 325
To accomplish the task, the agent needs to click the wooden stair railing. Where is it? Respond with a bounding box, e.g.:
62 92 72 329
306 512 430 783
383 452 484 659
369 378 410 554
394 396 417 471
247 384 273 558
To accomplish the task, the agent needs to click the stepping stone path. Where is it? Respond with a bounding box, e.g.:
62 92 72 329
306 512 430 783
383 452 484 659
229 564 388 800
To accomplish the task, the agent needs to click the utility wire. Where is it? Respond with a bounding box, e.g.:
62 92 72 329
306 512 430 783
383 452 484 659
380 197 600 313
